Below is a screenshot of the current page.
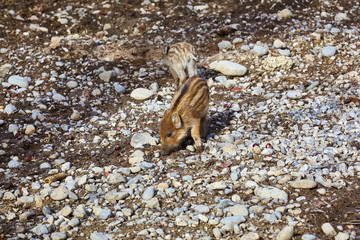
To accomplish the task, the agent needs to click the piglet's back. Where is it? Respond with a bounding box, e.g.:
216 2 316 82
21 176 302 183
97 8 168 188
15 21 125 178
170 76 209 120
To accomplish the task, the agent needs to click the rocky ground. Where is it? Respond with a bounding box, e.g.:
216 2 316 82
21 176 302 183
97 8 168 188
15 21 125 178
0 0 360 239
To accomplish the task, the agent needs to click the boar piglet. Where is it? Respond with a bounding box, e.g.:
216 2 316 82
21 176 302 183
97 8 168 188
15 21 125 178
159 76 209 155
163 42 197 88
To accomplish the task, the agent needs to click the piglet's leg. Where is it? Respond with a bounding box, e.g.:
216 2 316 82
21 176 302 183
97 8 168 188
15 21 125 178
200 114 207 139
191 119 202 151
170 68 179 87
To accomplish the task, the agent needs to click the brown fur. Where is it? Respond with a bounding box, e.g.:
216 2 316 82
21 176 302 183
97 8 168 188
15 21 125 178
159 76 209 154
163 42 197 88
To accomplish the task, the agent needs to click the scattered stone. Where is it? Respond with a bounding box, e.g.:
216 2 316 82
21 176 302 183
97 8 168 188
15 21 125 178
290 180 317 189
278 8 293 19
254 187 288 202
25 124 36 135
99 71 116 82
218 40 232 50
287 90 303 99
263 56 293 71
50 186 69 201
130 88 154 100
66 81 78 88
4 104 17 114
252 45 268 56
71 110 81 121
209 60 247 76
321 46 337 57
130 132 158 148
276 226 294 240
51 232 67 240
240 232 260 240
129 150 145 164
321 223 337 236
273 39 287 49
8 75 29 88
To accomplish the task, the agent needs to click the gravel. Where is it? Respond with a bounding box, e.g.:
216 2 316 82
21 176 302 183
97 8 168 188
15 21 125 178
0 0 359 239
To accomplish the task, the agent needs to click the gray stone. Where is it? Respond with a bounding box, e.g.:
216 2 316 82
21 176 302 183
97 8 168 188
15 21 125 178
290 180 317 189
209 60 247 76
278 8 293 19
8 75 29 88
50 186 69 200
207 181 227 190
5 104 17 114
321 222 337 236
240 232 260 240
218 40 232 50
321 46 337 57
334 13 349 22
142 187 155 200
90 231 109 240
8 124 19 134
0 64 12 76
52 93 66 102
99 71 116 82
107 173 126 184
146 197 160 208
74 205 88 219
278 49 291 56
51 232 67 240
68 218 80 227
114 83 126 93
129 150 145 164
70 110 81 121
273 39 286 49
32 224 49 235
287 90 303 100
301 234 318 240
220 215 246 225
66 81 78 88
17 196 35 204
229 205 249 217
130 132 158 148
252 45 268 56
254 187 288 202
335 232 350 240
276 226 294 240
263 56 293 71
130 88 154 100
194 205 210 213
99 209 112 220
8 159 21 168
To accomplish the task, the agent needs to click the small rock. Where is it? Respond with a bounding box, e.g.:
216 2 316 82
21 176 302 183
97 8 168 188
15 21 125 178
142 187 155 200
146 197 160 208
301 234 318 240
278 8 293 19
229 205 249 217
51 232 67 240
129 150 145 164
207 181 227 190
130 88 154 100
25 125 36 135
218 40 232 50
263 56 293 71
71 110 81 121
52 93 66 102
32 225 49 235
50 186 69 201
130 132 158 148
276 226 294 240
254 187 288 202
114 83 126 93
8 75 29 88
220 215 246 225
287 90 303 99
321 223 337 236
261 148 273 156
90 231 109 240
66 81 78 88
252 45 268 56
0 64 12 76
334 13 349 22
290 180 317 189
273 39 286 49
321 46 337 57
4 104 17 115
74 205 88 219
335 232 350 240
209 60 247 76
8 160 21 168
99 71 116 82
213 228 222 239
240 232 260 240
107 173 126 184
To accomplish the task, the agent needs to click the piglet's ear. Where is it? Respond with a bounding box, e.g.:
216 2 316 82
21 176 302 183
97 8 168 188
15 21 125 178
163 45 170 55
171 112 182 129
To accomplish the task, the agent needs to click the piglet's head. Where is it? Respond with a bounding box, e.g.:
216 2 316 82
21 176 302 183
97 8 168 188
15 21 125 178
159 110 187 155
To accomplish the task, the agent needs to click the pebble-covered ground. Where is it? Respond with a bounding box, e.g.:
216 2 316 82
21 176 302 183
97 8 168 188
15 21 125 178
0 0 360 239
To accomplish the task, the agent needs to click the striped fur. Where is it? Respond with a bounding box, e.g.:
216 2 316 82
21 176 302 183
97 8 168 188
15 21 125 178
159 76 209 154
163 42 197 88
